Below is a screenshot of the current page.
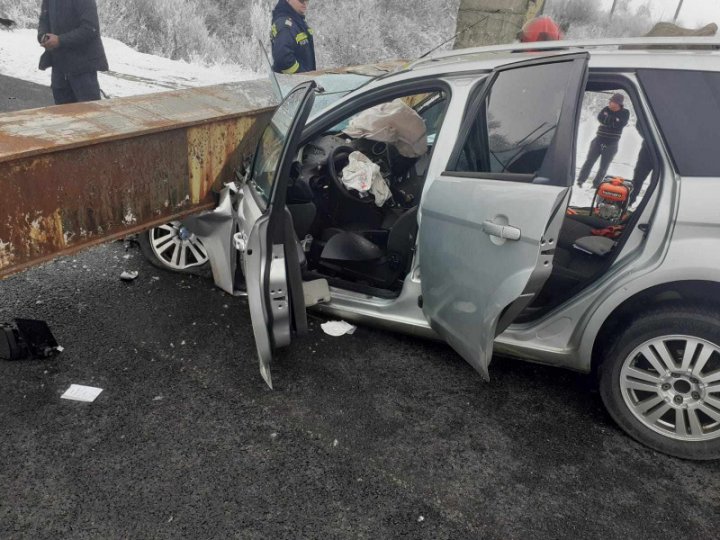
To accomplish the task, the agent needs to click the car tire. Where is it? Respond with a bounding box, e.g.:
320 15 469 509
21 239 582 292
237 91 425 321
599 304 720 460
137 222 210 275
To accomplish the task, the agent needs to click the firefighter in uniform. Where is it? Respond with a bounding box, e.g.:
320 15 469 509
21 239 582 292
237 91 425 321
270 0 316 74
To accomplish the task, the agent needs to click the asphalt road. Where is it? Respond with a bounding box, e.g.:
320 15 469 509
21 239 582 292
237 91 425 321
0 74 53 113
1 77 719 538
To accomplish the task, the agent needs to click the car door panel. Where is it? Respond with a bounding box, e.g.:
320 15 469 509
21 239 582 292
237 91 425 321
420 54 589 380
237 82 316 388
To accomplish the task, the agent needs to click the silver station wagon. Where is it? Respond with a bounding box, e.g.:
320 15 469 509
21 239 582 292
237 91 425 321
158 38 720 460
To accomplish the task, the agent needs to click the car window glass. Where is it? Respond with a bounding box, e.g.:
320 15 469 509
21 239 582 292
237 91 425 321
249 86 307 207
452 61 577 177
419 96 446 145
638 69 720 177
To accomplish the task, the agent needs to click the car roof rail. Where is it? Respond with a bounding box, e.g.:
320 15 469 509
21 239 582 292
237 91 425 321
412 37 720 68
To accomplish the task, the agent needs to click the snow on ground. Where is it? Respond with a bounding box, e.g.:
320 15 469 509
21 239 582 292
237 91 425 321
0 29 260 98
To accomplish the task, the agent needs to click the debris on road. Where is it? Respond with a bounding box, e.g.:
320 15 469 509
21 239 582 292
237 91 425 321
61 384 103 403
119 270 139 282
0 319 61 361
321 320 357 337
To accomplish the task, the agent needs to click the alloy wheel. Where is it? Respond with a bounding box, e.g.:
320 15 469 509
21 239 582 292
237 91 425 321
620 335 720 442
147 222 209 271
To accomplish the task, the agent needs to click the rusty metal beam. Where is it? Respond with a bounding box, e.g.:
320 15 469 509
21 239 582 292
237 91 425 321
0 80 277 278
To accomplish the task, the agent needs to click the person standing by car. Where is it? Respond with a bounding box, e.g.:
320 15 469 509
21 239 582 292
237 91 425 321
37 0 108 105
576 93 630 188
270 0 316 74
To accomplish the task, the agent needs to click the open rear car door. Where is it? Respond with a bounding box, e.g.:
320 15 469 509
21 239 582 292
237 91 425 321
237 82 316 388
419 53 589 380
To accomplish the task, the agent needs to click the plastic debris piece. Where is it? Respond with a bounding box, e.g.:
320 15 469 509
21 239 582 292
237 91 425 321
120 270 139 281
321 320 357 337
61 384 103 403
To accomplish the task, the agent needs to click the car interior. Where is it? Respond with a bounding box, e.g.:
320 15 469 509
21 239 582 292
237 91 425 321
279 75 658 320
285 88 449 299
517 77 659 321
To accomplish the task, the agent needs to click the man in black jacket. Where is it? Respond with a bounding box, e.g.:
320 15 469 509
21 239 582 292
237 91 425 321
270 0 316 74
576 93 631 188
38 0 109 105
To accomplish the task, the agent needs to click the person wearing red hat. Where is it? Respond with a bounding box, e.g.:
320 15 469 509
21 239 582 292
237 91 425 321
518 16 563 43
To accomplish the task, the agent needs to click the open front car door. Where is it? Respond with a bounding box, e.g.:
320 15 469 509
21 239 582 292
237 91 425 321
419 53 589 380
237 82 316 388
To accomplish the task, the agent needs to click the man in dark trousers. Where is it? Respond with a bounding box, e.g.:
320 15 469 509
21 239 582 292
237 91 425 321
576 93 630 188
38 0 109 105
270 0 315 74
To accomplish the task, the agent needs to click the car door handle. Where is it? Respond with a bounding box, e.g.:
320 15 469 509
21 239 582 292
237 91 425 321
482 221 521 241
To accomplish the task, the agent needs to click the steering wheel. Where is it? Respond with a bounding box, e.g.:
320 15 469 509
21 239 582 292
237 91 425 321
326 144 374 204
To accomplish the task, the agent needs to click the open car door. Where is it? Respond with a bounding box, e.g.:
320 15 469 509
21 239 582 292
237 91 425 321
419 53 589 380
237 81 316 388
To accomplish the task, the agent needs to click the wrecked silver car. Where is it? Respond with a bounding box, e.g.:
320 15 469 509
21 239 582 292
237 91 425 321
158 39 720 461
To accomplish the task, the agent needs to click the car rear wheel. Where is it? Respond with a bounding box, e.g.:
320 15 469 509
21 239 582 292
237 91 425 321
600 305 720 460
137 221 210 273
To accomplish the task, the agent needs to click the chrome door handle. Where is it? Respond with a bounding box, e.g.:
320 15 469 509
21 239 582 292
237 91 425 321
482 221 521 241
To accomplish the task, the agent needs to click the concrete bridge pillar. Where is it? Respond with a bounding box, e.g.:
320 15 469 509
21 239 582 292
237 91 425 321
454 0 545 48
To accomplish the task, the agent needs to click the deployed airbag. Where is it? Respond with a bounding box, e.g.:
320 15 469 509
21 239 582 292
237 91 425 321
340 151 391 207
343 99 427 158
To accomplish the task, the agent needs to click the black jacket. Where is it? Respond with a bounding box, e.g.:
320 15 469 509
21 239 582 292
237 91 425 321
270 1 315 74
38 0 109 74
595 106 630 142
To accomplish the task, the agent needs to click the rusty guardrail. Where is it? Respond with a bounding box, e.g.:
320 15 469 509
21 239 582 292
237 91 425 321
0 60 405 279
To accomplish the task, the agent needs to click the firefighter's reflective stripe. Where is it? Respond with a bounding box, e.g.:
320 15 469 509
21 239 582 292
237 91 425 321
282 61 300 74
308 28 313 35
295 32 308 43
271 23 278 37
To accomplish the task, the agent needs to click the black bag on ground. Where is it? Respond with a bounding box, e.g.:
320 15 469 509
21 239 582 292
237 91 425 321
0 319 59 360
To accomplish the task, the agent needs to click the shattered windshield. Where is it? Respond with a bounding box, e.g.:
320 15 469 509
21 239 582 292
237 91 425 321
278 73 372 119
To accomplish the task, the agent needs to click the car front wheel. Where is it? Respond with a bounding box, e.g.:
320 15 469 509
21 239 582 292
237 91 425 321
137 221 210 274
600 305 720 460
